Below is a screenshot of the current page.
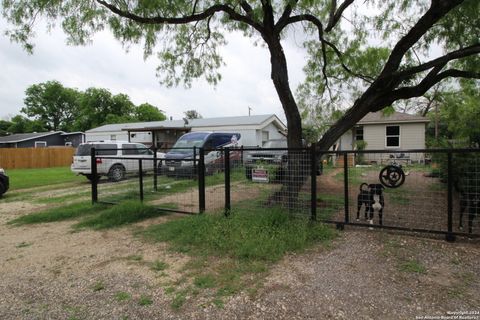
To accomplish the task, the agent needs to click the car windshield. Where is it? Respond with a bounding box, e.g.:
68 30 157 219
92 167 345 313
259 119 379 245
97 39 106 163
171 132 209 153
262 140 287 148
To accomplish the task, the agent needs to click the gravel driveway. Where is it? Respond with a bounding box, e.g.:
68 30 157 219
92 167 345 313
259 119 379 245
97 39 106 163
1 212 478 320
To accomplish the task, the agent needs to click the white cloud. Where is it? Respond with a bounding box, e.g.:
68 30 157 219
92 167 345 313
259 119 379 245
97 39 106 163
0 18 308 125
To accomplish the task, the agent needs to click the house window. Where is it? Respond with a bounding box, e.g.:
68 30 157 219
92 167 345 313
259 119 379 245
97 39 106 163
35 141 47 148
262 131 269 144
355 126 364 141
386 125 400 148
110 134 117 141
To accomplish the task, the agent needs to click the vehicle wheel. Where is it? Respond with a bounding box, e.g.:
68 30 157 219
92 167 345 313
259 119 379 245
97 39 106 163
85 174 100 182
0 182 5 196
108 164 126 182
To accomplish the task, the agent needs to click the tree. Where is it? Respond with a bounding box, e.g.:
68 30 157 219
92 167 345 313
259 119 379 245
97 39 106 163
74 88 135 131
3 1 479 205
135 103 167 122
3 1 478 151
0 120 13 136
6 115 46 134
184 110 203 120
22 80 80 131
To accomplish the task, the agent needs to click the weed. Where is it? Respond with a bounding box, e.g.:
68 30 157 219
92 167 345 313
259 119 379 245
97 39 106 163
171 290 187 310
15 242 31 248
126 254 143 261
398 260 426 274
164 286 176 295
193 274 216 289
151 260 169 272
92 281 105 292
114 291 131 302
138 294 153 306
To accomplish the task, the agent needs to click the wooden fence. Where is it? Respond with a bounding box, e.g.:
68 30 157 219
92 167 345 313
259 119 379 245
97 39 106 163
0 147 76 169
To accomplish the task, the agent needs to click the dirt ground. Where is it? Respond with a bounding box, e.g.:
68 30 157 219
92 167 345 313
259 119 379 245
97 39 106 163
0 177 479 319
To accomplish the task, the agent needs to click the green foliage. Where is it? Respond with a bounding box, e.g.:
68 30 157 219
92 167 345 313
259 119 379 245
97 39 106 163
5 166 85 190
141 208 335 262
73 201 169 230
5 115 46 134
184 110 202 119
135 103 167 122
8 202 108 226
22 80 80 131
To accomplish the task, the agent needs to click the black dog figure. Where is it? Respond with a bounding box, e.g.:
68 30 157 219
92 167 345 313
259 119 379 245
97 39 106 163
356 183 370 221
356 183 385 225
459 190 480 234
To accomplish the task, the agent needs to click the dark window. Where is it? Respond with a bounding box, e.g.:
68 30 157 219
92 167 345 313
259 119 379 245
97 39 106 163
75 144 117 156
386 125 400 147
355 126 364 141
122 144 138 155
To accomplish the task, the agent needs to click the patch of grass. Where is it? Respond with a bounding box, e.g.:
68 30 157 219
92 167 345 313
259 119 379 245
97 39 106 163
384 188 411 205
142 207 335 262
15 241 32 248
398 260 427 274
194 274 216 289
138 295 153 306
9 202 108 226
151 260 169 272
74 201 170 230
92 281 105 292
317 194 344 220
171 290 188 310
114 291 131 302
6 167 85 191
126 254 143 261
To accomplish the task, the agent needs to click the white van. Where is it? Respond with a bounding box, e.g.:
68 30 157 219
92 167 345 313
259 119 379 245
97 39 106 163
71 141 162 182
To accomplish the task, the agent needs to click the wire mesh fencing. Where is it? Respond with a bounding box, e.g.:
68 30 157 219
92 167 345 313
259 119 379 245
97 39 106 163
89 145 480 240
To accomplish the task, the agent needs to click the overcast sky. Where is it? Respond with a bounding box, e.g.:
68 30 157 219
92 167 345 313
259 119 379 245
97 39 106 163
0 17 309 124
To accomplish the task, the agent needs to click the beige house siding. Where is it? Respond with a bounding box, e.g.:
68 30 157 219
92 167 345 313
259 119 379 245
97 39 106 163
363 123 425 162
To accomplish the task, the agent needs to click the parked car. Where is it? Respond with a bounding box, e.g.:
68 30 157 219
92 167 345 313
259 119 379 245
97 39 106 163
71 141 161 182
0 168 9 196
244 139 322 181
163 131 242 177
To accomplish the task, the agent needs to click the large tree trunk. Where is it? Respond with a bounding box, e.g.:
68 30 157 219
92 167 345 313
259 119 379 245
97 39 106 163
265 36 308 210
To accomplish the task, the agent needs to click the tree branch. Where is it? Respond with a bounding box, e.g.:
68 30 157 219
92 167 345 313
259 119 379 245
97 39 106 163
388 68 480 103
393 43 480 79
379 0 464 78
325 0 354 32
275 0 298 33
96 0 263 32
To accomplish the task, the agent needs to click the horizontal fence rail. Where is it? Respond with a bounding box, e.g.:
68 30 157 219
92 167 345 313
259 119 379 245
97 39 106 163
89 146 480 241
0 147 75 169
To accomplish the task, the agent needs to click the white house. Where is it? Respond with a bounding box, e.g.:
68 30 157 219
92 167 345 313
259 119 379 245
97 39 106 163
336 111 430 163
85 114 287 148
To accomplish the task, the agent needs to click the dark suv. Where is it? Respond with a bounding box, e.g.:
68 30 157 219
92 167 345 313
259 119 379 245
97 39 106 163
0 168 9 197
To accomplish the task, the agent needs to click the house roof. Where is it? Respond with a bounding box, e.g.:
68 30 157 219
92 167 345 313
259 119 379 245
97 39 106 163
0 131 64 144
357 112 429 125
86 114 287 133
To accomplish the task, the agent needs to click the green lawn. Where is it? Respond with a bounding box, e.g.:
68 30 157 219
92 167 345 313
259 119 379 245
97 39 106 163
6 166 86 190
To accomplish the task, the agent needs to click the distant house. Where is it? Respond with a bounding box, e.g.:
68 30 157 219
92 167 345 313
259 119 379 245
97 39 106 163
336 112 430 163
85 114 287 148
0 131 85 148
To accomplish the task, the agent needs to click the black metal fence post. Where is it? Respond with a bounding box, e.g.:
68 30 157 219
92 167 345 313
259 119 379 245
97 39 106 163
153 147 158 191
341 152 349 229
310 144 317 221
198 148 206 214
224 147 231 216
446 151 455 242
193 146 197 174
139 159 144 202
91 147 98 204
